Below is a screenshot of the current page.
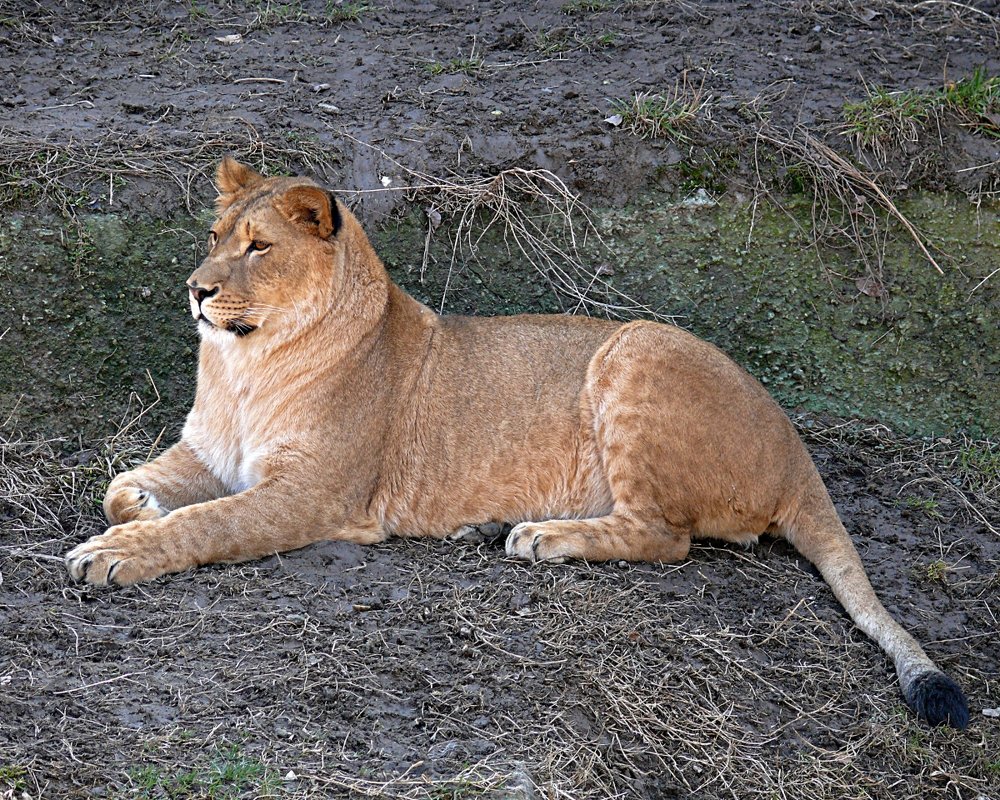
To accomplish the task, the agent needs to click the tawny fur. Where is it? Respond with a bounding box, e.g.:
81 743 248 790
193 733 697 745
66 158 968 728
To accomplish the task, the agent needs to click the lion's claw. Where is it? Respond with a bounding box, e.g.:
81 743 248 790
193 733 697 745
65 522 162 586
505 522 569 564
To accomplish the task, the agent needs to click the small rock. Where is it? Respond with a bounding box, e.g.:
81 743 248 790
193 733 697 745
428 740 458 759
506 762 538 799
283 770 297 781
679 187 717 209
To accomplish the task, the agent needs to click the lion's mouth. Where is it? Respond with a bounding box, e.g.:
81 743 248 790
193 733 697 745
198 315 258 337
227 320 257 337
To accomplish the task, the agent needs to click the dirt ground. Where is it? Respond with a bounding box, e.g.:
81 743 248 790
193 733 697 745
2 422 998 799
2 0 998 214
1 1 999 799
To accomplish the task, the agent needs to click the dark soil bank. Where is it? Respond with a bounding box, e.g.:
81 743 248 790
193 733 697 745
1 2 999 799
2 0 999 213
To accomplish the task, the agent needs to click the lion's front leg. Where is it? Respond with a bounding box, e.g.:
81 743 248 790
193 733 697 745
104 441 226 525
69 467 387 586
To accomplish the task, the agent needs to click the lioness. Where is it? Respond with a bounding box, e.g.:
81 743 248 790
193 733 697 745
66 158 968 728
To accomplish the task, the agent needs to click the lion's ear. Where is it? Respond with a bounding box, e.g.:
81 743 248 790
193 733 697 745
274 186 342 239
215 157 263 196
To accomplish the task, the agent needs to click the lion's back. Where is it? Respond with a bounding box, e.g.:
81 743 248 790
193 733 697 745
437 313 622 402
380 314 622 533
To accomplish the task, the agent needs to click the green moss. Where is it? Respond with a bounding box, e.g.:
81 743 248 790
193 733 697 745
0 213 203 440
592 193 999 436
1 193 997 441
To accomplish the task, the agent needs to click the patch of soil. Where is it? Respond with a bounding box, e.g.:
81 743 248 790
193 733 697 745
1 1 998 215
1 423 998 798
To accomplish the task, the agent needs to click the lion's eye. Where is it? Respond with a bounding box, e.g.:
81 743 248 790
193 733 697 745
247 240 271 254
208 231 218 248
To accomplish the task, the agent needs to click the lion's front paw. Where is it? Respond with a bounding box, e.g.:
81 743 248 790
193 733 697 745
65 521 167 586
104 482 166 525
505 522 572 564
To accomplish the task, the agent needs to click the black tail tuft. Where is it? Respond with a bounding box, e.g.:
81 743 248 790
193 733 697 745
905 670 969 729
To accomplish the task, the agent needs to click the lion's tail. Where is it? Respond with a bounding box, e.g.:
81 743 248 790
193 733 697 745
781 477 969 729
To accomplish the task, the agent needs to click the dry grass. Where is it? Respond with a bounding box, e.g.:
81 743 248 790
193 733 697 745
788 0 999 36
798 418 1000 537
1 416 997 799
746 122 946 288
408 167 658 319
0 126 337 216
335 135 665 321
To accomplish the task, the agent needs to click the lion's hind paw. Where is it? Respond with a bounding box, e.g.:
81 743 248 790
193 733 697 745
504 522 572 564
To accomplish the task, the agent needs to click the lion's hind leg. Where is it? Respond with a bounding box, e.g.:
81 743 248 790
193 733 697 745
505 515 690 564
506 322 705 566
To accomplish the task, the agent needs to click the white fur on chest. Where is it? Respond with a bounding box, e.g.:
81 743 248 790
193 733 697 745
186 425 266 493
185 342 278 494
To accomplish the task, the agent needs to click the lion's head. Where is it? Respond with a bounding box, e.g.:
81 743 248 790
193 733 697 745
187 157 379 346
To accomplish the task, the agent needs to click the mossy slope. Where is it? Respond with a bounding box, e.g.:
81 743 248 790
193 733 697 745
1 194 996 442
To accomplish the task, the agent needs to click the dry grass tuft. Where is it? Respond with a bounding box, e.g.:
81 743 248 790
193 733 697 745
611 73 709 143
0 127 337 216
841 86 940 163
748 123 944 284
336 135 665 321
409 167 659 319
841 68 1000 165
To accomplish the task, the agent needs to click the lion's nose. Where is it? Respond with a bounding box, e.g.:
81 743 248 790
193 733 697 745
187 283 220 304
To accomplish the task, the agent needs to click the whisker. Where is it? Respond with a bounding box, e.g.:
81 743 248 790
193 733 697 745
245 303 287 315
